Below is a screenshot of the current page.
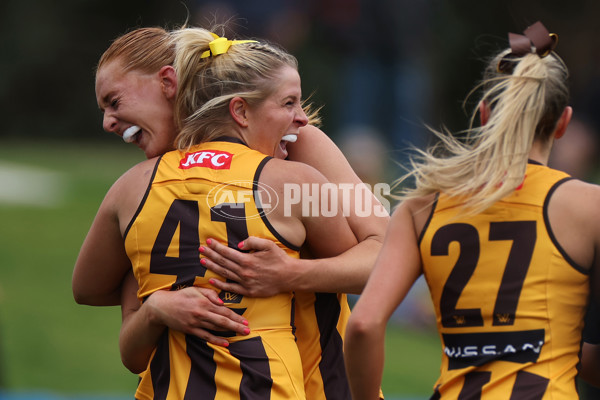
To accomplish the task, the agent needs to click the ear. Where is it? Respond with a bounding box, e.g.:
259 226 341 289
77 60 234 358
553 106 572 139
479 101 491 126
229 97 248 127
158 66 177 99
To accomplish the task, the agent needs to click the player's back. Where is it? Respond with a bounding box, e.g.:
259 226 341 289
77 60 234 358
420 162 588 399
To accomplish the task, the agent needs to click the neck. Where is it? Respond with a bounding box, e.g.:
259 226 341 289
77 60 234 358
528 139 553 166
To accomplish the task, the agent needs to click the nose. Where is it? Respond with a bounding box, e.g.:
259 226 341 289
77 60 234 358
102 112 118 133
296 107 309 127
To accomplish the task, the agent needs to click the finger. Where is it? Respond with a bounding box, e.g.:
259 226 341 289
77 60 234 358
186 287 248 325
208 303 249 326
197 317 249 334
195 286 226 306
238 236 276 252
184 315 248 336
200 253 243 282
208 278 250 297
205 238 248 266
190 329 231 347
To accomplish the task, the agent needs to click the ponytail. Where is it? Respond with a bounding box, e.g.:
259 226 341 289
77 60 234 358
394 46 569 214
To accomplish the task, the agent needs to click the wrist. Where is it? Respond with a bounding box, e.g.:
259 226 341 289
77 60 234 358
287 256 319 292
145 291 167 327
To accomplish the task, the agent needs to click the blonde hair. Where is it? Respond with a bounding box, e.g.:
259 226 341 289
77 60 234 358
171 27 317 149
96 27 175 74
395 49 569 214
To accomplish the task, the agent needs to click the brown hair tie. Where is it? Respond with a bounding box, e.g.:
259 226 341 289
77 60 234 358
498 21 558 73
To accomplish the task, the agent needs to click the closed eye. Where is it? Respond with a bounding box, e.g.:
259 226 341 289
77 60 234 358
285 96 300 107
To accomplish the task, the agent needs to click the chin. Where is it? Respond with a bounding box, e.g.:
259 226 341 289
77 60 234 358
143 142 175 159
142 147 160 159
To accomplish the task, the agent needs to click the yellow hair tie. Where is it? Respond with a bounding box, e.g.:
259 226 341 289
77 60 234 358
200 32 257 58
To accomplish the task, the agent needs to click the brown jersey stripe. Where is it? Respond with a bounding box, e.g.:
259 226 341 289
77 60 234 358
315 292 351 399
184 335 217 399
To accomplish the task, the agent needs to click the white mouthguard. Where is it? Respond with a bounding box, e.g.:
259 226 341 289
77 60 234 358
123 126 141 143
281 134 298 143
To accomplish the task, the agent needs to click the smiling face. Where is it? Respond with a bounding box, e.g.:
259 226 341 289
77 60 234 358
244 66 308 159
95 60 178 159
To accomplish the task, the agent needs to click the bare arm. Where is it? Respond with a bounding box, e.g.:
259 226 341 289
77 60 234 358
119 271 165 373
287 125 390 246
72 199 130 305
580 295 600 387
344 200 422 400
202 125 389 295
119 271 251 373
72 160 156 305
581 342 600 387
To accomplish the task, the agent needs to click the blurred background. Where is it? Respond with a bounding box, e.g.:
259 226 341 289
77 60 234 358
1 0 600 399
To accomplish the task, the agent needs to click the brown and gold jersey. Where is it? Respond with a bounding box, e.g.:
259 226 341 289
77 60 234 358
420 162 588 399
125 138 305 399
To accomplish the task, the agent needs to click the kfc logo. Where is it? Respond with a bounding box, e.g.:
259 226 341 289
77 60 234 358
179 150 233 170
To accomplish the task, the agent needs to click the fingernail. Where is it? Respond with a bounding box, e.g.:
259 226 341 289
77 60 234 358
209 279 215 285
238 241 244 249
199 246 205 253
222 341 229 347
207 238 212 245
243 320 249 326
200 258 207 265
243 328 250 335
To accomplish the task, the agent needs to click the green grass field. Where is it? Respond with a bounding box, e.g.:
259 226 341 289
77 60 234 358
0 139 440 398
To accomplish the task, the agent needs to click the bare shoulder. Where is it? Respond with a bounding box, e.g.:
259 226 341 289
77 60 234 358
550 178 600 216
547 178 600 269
103 157 160 222
286 125 361 184
395 194 436 236
109 157 158 197
260 157 326 186
288 125 336 155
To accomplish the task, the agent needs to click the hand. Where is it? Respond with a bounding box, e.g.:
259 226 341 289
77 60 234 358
145 287 250 346
200 237 296 297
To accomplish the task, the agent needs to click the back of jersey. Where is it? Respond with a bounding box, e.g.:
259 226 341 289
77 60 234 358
420 163 588 399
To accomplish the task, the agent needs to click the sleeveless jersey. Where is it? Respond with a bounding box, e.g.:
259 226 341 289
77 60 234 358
124 138 305 400
419 163 588 399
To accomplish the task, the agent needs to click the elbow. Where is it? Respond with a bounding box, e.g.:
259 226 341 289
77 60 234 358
120 338 152 374
72 275 95 305
72 287 91 305
123 359 147 375
72 281 120 306
72 291 117 306
346 313 384 343
120 345 150 374
122 357 147 375
72 287 101 306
